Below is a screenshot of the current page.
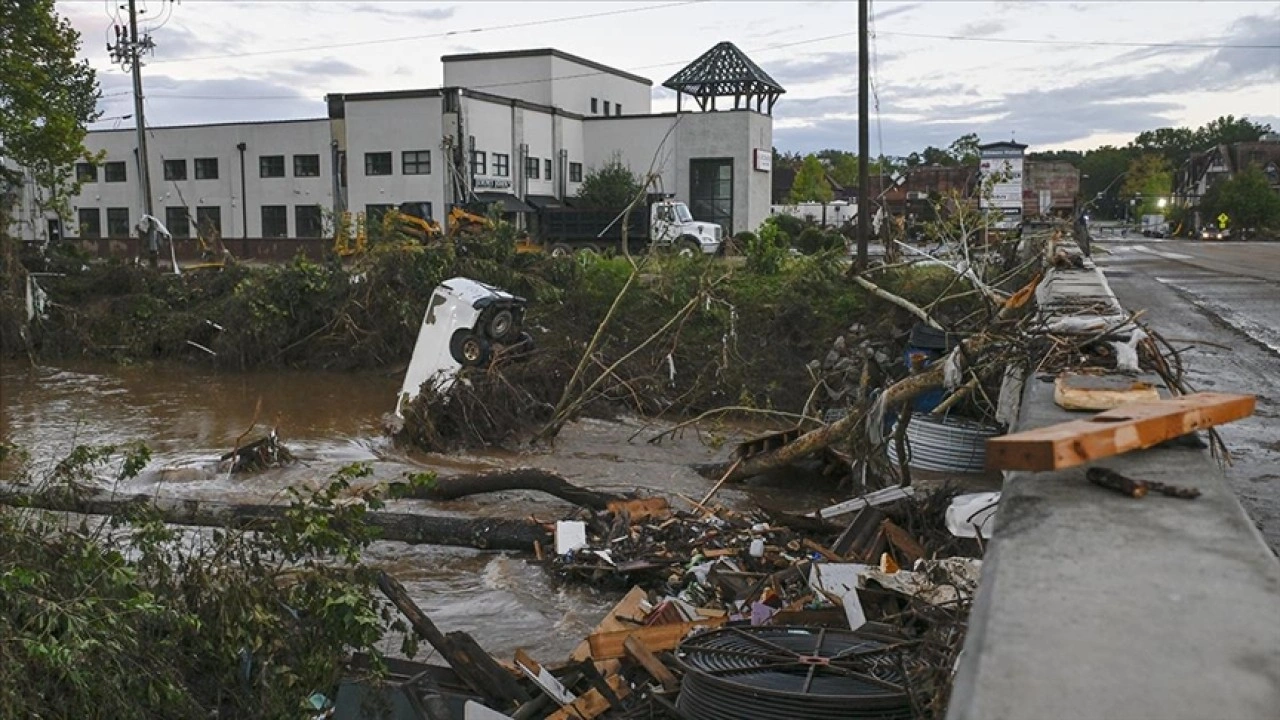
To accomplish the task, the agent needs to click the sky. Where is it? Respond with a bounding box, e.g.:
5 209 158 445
60 0 1280 156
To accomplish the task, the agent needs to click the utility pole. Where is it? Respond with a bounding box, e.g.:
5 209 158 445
108 0 158 268
855 0 870 270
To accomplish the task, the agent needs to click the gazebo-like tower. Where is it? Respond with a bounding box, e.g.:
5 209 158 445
663 41 785 114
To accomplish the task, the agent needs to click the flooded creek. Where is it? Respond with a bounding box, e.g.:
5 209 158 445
1 361 837 660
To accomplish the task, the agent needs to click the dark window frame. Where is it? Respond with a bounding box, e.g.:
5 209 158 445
365 204 394 227
591 97 598 114
77 208 101 238
295 205 324 238
603 100 611 115
401 150 431 175
260 155 285 178
106 207 130 237
615 104 622 116
261 205 289 238
76 162 97 183
524 156 540 180
493 153 510 177
470 150 487 176
163 158 188 181
364 151 393 176
195 206 222 237
293 154 321 177
104 161 127 183
544 158 552 181
569 162 583 183
194 157 219 180
164 206 191 238
689 157 734 234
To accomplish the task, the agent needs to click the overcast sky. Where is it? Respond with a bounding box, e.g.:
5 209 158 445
62 0 1280 156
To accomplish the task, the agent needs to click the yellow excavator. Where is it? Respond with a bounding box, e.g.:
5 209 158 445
334 204 494 257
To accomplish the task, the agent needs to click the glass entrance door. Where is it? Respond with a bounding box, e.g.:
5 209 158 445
689 158 733 233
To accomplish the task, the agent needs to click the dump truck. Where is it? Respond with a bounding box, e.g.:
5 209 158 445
525 197 723 257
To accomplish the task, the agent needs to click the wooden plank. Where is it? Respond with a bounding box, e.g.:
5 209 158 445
570 586 647 662
606 497 671 522
586 618 725 660
623 635 680 692
881 520 925 566
546 674 630 720
986 392 1255 471
1053 372 1161 411
514 649 575 706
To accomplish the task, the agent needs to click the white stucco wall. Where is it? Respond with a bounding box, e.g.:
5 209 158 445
560 115 586 197
66 118 332 239
343 95 445 222
443 55 555 107
548 55 651 117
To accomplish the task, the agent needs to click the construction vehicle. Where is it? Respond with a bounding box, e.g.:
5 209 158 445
523 196 722 257
333 203 495 257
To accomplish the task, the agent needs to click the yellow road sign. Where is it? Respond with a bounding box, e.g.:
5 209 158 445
1217 213 1229 229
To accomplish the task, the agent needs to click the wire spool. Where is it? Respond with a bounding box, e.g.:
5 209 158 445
886 413 1002 473
675 626 913 720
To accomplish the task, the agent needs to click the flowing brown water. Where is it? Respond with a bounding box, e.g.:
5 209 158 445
0 361 836 661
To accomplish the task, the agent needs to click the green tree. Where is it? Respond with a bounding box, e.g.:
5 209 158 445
1121 154 1173 217
828 152 860 187
1202 165 1280 232
1129 126 1196 166
1079 145 1137 219
788 154 834 203
948 133 981 165
1193 115 1272 150
575 152 644 208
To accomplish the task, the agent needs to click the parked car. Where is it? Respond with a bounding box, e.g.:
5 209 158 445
1199 227 1231 241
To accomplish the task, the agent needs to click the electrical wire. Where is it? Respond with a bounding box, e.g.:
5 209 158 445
876 29 1280 50
151 1 704 65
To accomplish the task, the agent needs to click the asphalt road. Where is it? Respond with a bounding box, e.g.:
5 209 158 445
1091 235 1280 551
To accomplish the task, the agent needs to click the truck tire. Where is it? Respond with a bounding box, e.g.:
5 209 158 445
575 244 601 256
449 330 491 367
677 237 701 257
485 308 514 341
549 243 574 258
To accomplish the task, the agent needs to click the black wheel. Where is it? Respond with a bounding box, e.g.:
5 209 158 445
449 330 491 367
548 243 573 258
486 308 514 341
677 238 701 258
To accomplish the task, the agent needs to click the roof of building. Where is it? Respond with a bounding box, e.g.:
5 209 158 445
440 48 652 86
663 41 785 99
978 140 1028 151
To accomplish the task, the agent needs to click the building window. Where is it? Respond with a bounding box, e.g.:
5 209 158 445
196 206 221 237
569 162 583 183
294 154 321 177
295 205 324 237
615 104 622 116
603 100 611 115
524 156 539 180
690 158 734 233
104 161 127 182
544 158 552 181
106 207 130 237
165 206 190 238
365 151 393 176
261 205 288 237
194 157 219 180
77 208 101 238
400 201 433 221
163 159 187 181
365 204 393 227
493 153 510 177
591 97 598 114
402 150 431 175
260 155 285 178
470 150 487 176
76 163 97 183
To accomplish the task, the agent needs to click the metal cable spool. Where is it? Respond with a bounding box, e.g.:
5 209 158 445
886 413 1002 473
674 626 913 720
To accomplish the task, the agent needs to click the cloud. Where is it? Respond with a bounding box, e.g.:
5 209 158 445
875 3 924 22
288 58 367 77
91 74 323 128
352 3 456 22
958 19 1005 38
767 51 901 89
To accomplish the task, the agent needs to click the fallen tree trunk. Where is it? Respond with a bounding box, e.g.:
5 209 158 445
0 485 551 552
392 468 626 511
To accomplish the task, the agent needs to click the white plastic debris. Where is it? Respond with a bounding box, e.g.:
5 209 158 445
554 520 588 555
946 492 1001 539
943 346 964 390
1111 328 1148 373
861 557 983 606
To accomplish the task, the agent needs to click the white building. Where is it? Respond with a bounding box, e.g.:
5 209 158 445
10 43 783 244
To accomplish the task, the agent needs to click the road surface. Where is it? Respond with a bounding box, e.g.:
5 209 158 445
1092 236 1280 551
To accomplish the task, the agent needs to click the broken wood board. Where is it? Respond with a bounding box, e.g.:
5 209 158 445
606 497 671 522
986 392 1255 471
514 649 575 706
1053 371 1161 411
546 674 630 720
586 618 726 660
570 586 647 662
623 635 679 692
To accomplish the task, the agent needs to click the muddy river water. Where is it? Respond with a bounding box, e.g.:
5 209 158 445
0 361 837 661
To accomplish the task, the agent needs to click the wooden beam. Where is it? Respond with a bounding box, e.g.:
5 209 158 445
586 618 725 660
986 392 1255 471
546 674 630 720
623 635 679 692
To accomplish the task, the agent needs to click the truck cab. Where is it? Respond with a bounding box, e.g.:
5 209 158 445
649 199 722 255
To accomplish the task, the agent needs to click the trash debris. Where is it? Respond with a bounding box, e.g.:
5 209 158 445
219 428 295 474
946 492 1001 538
885 413 1002 474
862 557 983 606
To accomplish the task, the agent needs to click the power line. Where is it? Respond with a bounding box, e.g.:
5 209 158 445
151 1 703 65
876 29 1280 50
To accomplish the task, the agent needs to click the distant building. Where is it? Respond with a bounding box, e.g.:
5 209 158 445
8 44 783 244
1175 135 1280 229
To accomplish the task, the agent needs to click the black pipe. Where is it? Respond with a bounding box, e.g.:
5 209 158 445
236 142 247 238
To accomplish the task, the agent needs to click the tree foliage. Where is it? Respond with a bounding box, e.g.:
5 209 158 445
1121 154 1173 217
575 153 644 208
1202 165 1280 232
788 154 834 203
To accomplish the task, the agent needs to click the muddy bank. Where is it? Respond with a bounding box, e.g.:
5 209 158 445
8 242 975 422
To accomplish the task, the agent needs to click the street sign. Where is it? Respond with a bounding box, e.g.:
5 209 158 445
1217 213 1229 229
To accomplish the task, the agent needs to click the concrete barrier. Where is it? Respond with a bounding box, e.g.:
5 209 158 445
947 242 1280 720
